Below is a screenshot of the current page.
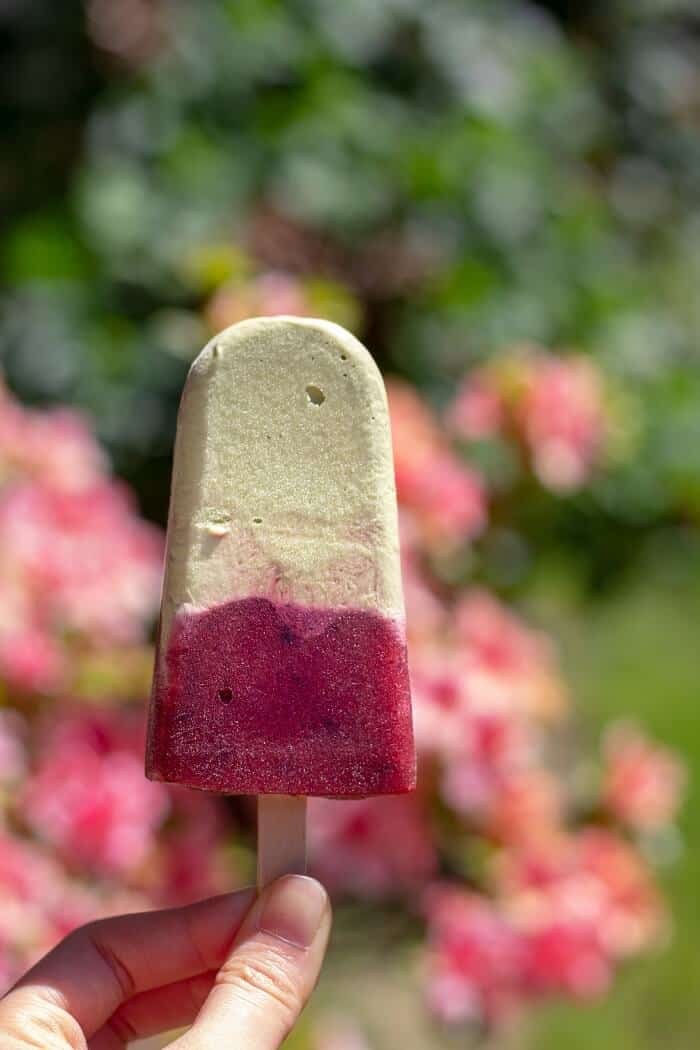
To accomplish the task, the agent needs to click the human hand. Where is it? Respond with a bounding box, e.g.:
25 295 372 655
0 875 331 1049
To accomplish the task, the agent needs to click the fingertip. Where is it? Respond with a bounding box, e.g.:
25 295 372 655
253 875 330 950
184 876 331 1048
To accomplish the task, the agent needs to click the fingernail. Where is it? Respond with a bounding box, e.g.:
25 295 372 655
257 875 328 949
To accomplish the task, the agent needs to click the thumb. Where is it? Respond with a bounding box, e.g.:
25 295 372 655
171 875 331 1050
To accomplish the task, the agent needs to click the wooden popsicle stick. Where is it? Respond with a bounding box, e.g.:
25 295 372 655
257 795 308 890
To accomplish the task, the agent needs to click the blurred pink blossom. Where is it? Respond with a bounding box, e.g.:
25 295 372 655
445 351 607 492
577 829 667 957
407 581 570 853
0 830 106 987
413 453 487 544
455 589 567 721
309 795 437 896
409 587 565 817
520 919 611 1000
154 786 235 904
487 770 563 847
456 590 549 678
0 628 65 694
425 822 665 1025
0 482 163 642
603 722 686 831
519 356 605 492
401 545 447 643
21 713 169 876
205 272 309 333
502 829 665 963
0 481 163 692
409 648 471 755
0 381 164 698
388 381 487 546
388 381 443 485
0 709 27 783
448 374 504 441
425 886 523 1024
0 382 105 491
156 826 233 905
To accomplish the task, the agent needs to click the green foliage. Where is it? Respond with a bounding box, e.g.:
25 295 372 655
1 0 699 551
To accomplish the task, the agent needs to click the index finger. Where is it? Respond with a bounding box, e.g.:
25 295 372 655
0 887 255 1042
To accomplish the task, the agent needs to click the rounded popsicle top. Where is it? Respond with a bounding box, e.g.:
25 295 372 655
190 316 383 388
160 317 405 640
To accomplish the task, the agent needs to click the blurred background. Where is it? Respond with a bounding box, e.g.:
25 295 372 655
0 1 699 1047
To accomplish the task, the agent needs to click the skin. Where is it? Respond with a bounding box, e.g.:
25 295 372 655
0 875 331 1049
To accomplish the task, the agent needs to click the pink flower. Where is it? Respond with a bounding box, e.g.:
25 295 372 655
519 356 605 492
205 271 309 332
488 840 614 1003
0 830 88 988
156 828 232 905
0 710 27 783
521 919 611 1000
407 585 568 835
0 829 58 916
154 787 235 904
0 384 163 679
444 351 607 493
387 381 443 489
435 685 562 844
440 712 534 822
501 829 665 965
22 410 108 491
388 381 487 546
409 648 471 754
0 382 105 492
425 886 523 1024
578 829 666 957
444 762 559 845
0 628 65 694
309 795 437 897
456 590 549 680
255 272 310 315
603 722 686 831
0 828 154 992
488 771 563 847
455 590 567 721
401 541 447 643
411 453 487 544
0 480 163 692
21 713 169 876
448 375 504 441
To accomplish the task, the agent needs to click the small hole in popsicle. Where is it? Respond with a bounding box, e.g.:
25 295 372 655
252 516 262 524
306 384 325 406
218 688 233 704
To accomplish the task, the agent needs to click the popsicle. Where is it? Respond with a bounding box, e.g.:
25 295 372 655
146 316 415 882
